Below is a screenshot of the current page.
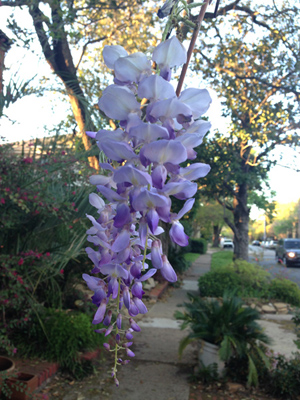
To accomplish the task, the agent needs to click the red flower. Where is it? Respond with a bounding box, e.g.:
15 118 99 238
18 258 24 266
23 157 33 164
46 252 50 256
0 198 5 204
60 269 64 274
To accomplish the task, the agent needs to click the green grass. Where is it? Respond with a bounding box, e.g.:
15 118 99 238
184 253 200 263
211 251 233 270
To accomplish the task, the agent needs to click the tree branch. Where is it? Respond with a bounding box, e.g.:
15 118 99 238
75 37 107 70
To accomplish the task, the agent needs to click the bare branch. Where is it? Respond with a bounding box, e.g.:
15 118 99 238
75 36 107 70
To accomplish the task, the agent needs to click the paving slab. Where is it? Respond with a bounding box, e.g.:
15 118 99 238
106 361 191 400
132 326 197 365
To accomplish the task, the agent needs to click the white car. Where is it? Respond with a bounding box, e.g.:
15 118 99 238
220 239 234 249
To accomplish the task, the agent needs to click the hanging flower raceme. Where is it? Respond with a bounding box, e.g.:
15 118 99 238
83 36 212 386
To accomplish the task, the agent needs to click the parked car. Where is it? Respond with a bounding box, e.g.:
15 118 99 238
252 240 260 246
276 238 300 267
220 238 234 249
268 240 278 249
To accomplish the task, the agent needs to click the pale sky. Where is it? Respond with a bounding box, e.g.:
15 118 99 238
1 5 300 206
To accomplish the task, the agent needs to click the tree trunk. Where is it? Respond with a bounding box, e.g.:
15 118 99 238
224 183 249 261
29 3 99 169
212 224 221 247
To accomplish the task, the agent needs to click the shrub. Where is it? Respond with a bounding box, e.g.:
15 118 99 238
190 238 207 254
268 278 300 307
13 308 104 378
198 271 242 297
267 354 300 399
199 257 271 299
168 250 191 274
0 138 96 355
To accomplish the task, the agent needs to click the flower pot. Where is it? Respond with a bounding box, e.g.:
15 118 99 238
0 356 15 395
6 372 38 400
198 340 225 375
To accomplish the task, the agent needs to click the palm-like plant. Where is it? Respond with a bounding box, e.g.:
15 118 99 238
175 292 271 386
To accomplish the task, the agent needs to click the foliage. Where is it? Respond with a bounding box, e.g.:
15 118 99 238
168 249 191 275
200 255 271 298
266 353 300 399
2 0 156 154
193 363 219 384
268 278 300 307
292 309 300 350
198 271 242 298
190 238 207 255
175 292 270 386
192 0 300 259
194 199 232 245
13 308 104 378
200 252 300 306
270 201 299 238
0 137 95 355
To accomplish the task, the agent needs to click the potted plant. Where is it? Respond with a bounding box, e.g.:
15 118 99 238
175 292 271 385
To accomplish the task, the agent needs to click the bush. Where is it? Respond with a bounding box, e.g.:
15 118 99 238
13 308 104 378
198 271 242 297
267 354 300 399
199 260 270 298
0 138 96 355
268 278 300 307
190 238 207 254
168 250 191 274
199 254 300 306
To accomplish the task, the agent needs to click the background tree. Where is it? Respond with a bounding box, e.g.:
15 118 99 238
271 201 299 238
192 0 300 260
1 0 156 167
193 199 232 246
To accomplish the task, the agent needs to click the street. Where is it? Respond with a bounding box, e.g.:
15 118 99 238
248 245 300 287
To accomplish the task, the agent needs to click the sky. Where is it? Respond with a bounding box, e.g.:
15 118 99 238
1 5 300 207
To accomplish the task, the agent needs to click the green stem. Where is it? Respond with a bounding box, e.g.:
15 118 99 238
113 277 121 375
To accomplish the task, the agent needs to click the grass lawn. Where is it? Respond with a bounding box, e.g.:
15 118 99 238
211 250 233 270
184 253 200 263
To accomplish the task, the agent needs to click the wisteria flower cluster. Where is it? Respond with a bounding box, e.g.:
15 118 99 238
83 36 212 385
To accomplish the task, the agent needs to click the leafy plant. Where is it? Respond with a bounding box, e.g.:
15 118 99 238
0 137 96 355
266 354 300 399
190 238 207 254
175 292 271 386
13 308 104 378
268 278 300 307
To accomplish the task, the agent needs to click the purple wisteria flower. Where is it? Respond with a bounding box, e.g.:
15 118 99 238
83 35 212 386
